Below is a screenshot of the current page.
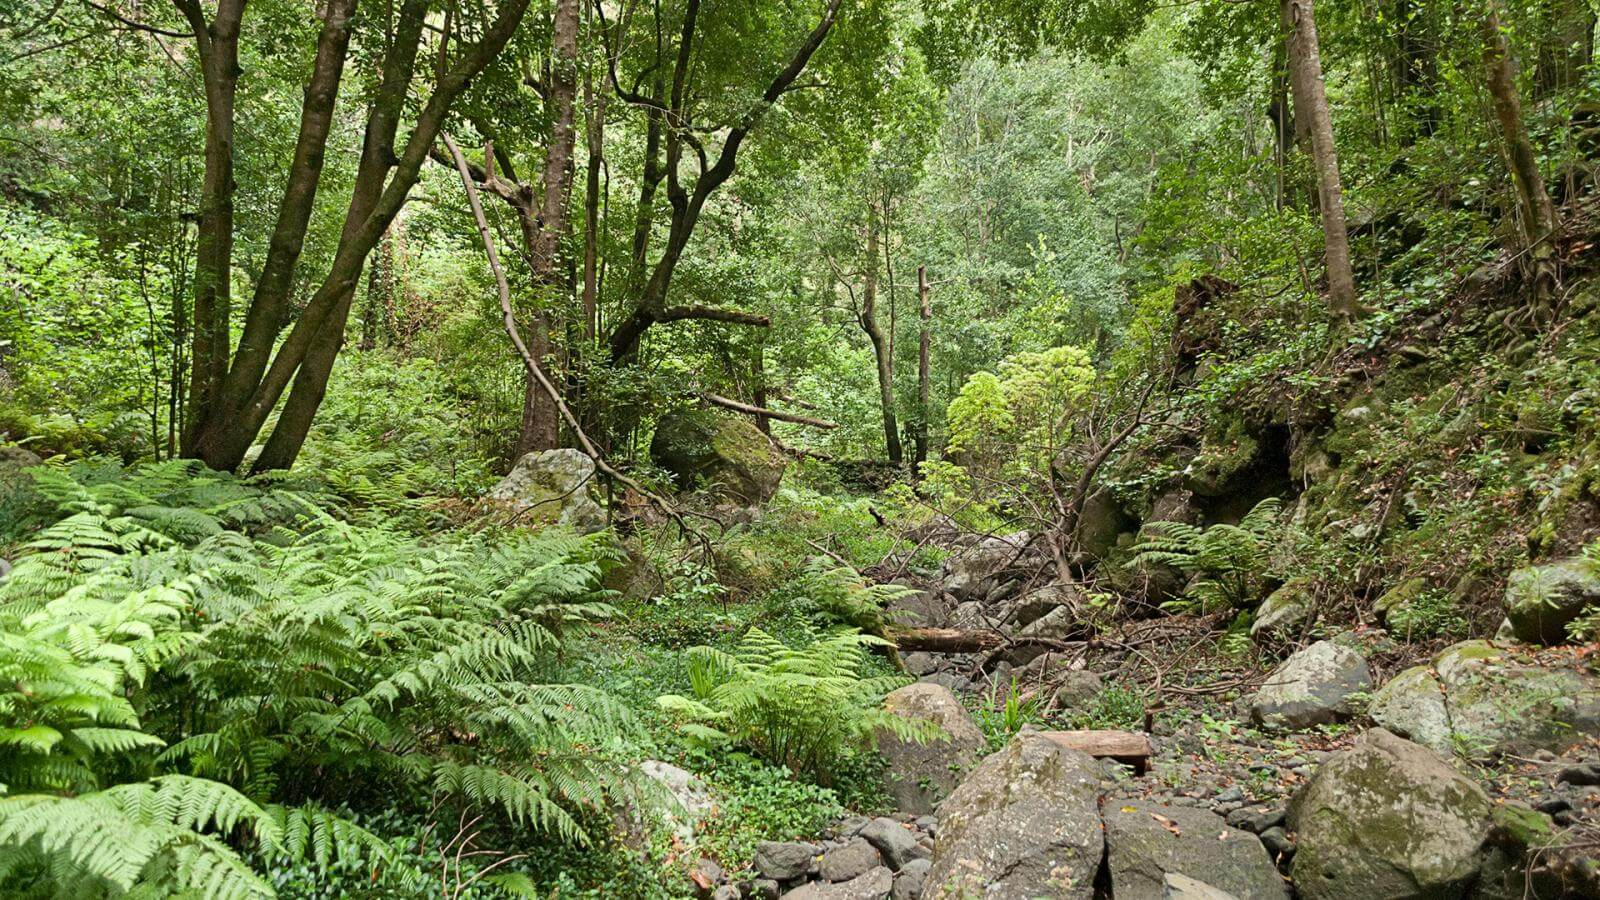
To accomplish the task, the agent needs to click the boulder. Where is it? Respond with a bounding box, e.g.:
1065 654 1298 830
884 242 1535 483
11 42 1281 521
1367 640 1600 758
885 588 949 629
756 841 819 882
650 409 786 504
858 818 929 871
1104 802 1286 900
781 867 892 900
889 859 930 900
939 532 1031 601
876 684 985 815
1288 728 1491 900
819 838 883 883
1018 605 1080 641
1503 558 1600 645
1162 874 1240 899
1372 577 1427 625
486 449 606 533
1247 640 1370 730
613 760 713 850
924 731 1104 899
1251 580 1312 641
1075 489 1133 560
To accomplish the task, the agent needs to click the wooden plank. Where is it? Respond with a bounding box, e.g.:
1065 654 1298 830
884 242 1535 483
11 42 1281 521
1040 730 1153 774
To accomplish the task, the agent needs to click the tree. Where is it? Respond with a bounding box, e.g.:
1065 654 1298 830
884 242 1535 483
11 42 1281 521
1481 0 1558 290
859 202 903 464
175 0 532 472
1280 0 1359 320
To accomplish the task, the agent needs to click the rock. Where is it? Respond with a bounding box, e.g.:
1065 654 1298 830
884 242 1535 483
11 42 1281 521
858 818 928 871
1288 728 1491 900
1504 558 1600 645
755 841 818 882
1000 583 1077 629
820 838 883 883
1251 580 1312 641
1472 802 1566 900
1258 826 1294 859
747 880 781 900
1017 604 1079 641
1015 664 1102 709
650 409 786 504
901 652 941 677
1557 762 1600 786
1226 807 1285 834
781 867 893 900
614 760 714 850
713 887 741 900
1075 489 1133 560
889 858 930 900
939 532 1031 601
1213 785 1245 804
917 672 970 694
1373 577 1427 625
692 858 726 896
946 601 989 631
485 449 607 533
886 589 949 629
876 684 984 815
1103 802 1287 900
1247 641 1371 730
1367 640 1600 757
1162 874 1240 899
924 731 1104 899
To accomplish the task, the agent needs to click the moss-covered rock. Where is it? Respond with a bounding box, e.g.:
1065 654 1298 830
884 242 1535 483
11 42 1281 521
649 409 786 504
485 448 607 533
1503 557 1600 645
1373 576 1428 625
1251 578 1313 641
1367 640 1600 758
1289 728 1491 900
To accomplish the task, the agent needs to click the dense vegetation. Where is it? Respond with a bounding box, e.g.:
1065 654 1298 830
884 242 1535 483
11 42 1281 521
3 0 1599 895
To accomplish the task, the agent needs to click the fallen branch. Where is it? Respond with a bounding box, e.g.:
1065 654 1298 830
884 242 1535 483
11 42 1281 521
443 134 691 535
887 626 1087 654
658 305 771 328
702 393 837 429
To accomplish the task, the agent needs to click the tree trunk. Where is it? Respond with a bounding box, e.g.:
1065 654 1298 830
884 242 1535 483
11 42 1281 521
860 204 902 465
1281 0 1360 320
913 264 930 469
1483 2 1559 255
581 55 605 344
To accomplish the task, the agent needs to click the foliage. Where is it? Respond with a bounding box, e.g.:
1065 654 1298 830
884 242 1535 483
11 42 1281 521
1130 498 1284 612
656 627 934 782
974 679 1046 750
0 459 638 895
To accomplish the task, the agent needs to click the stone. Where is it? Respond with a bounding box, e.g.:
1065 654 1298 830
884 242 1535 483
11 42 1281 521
713 887 741 900
1075 489 1133 560
1017 604 1079 640
876 683 985 815
755 841 818 882
1367 640 1600 758
946 601 989 631
889 858 930 900
747 880 781 900
485 448 607 533
902 652 941 677
1258 826 1294 859
1103 802 1287 900
1557 762 1600 786
614 760 714 850
1247 641 1371 730
917 672 970 694
1288 728 1491 900
1504 558 1600 644
1251 580 1312 641
886 589 949 629
820 837 883 883
924 732 1104 899
1162 874 1240 900
781 867 893 900
692 857 726 895
858 818 928 871
650 408 787 504
939 532 1031 601
1373 577 1428 625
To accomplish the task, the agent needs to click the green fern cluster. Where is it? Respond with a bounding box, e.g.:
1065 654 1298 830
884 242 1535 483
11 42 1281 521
796 561 919 633
656 627 938 782
0 459 636 896
1129 497 1283 613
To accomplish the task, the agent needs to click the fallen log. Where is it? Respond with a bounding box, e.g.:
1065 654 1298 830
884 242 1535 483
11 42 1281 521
701 393 838 429
1040 729 1153 775
886 626 1086 654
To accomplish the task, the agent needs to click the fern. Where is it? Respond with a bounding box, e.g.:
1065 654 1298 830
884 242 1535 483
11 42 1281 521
1129 497 1283 612
658 627 940 782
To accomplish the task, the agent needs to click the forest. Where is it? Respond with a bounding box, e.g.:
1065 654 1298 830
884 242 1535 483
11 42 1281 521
2 0 1600 896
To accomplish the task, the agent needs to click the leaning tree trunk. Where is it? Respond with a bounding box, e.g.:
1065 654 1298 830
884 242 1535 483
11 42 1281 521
1482 1 1558 267
860 205 902 465
913 264 930 469
1281 0 1360 321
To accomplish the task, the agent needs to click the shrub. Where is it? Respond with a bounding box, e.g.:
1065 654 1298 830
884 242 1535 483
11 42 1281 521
656 628 935 782
1129 497 1283 612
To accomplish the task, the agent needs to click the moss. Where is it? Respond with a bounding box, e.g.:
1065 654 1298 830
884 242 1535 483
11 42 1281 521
1373 577 1428 621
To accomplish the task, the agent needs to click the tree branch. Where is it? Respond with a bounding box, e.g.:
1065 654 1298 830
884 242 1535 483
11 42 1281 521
702 393 837 429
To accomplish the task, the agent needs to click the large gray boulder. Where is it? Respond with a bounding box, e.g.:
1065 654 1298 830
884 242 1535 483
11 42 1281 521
650 409 786 504
613 759 714 850
876 684 985 815
486 449 606 533
1289 728 1491 900
781 867 892 900
1503 557 1600 644
938 532 1031 601
1367 640 1600 758
924 731 1104 899
1247 640 1370 730
1104 802 1286 900
1250 580 1312 641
